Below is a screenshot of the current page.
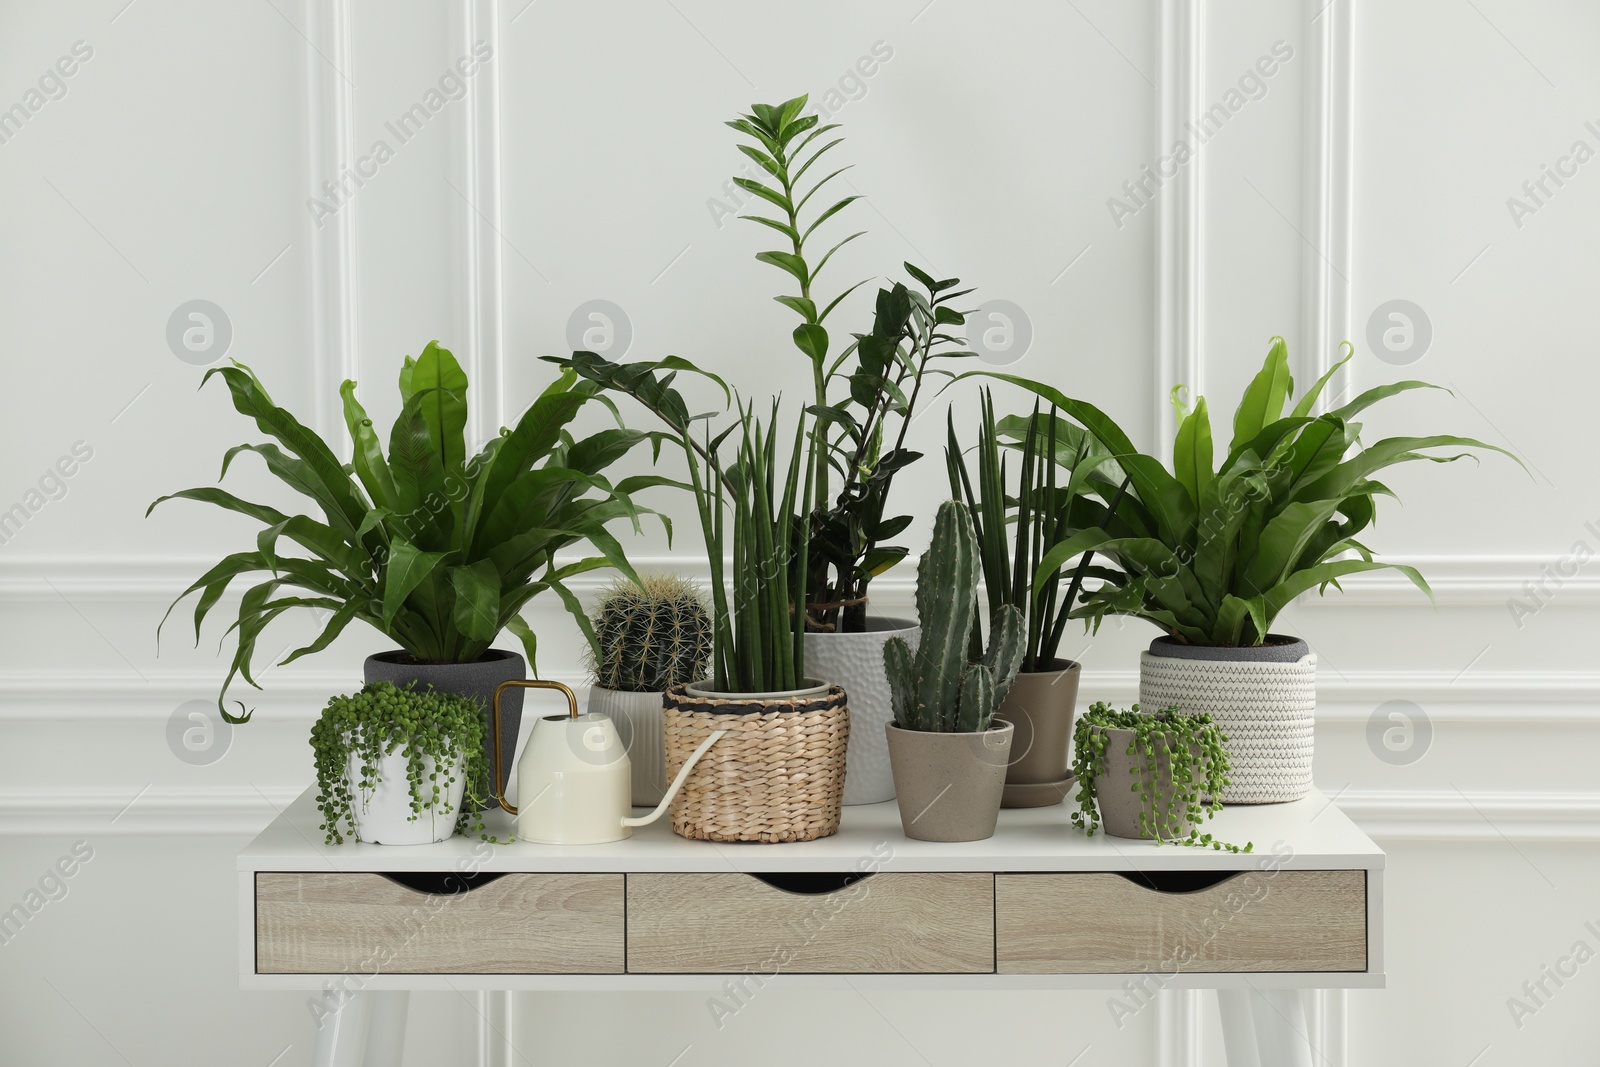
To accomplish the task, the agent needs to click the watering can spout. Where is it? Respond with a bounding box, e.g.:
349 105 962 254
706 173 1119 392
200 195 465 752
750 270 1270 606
621 729 728 828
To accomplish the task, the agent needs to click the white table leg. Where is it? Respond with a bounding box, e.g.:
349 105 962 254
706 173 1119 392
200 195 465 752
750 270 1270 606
1216 989 1263 1067
1254 988 1316 1067
363 991 410 1066
312 988 371 1067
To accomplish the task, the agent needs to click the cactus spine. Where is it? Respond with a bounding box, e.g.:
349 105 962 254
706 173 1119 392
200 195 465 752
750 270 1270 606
884 501 1025 732
590 575 713 693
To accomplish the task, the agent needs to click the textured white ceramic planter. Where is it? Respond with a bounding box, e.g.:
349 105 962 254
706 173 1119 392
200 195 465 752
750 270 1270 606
346 747 467 845
804 617 919 805
1138 636 1317 804
588 687 669 806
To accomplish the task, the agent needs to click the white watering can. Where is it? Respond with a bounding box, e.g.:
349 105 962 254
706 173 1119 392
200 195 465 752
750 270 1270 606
491 679 727 845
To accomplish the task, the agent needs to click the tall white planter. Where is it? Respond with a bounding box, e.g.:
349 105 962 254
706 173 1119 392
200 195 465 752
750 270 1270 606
347 747 467 845
1138 636 1316 804
803 617 919 805
589 687 668 806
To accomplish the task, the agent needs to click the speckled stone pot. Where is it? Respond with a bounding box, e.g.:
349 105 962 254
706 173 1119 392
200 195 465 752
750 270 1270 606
363 649 526 800
885 720 1013 842
804 617 919 805
1090 724 1199 841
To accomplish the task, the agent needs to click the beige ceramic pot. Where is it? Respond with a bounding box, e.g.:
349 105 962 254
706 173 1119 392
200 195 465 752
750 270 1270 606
993 658 1080 807
884 720 1014 842
1090 725 1199 841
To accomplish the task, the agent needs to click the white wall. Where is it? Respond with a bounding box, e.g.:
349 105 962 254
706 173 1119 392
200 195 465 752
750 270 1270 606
0 2 1595 1065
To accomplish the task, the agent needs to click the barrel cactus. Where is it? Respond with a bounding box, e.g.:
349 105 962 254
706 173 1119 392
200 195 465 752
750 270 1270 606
590 575 713 693
884 501 1025 732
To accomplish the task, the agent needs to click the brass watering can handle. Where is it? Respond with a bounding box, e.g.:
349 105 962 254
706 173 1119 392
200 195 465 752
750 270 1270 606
491 679 579 816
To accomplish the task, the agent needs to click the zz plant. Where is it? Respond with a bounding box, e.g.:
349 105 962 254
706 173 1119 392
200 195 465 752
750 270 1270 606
977 338 1521 646
1070 702 1249 852
151 342 665 720
311 681 490 845
589 575 713 693
729 94 977 633
883 500 1025 732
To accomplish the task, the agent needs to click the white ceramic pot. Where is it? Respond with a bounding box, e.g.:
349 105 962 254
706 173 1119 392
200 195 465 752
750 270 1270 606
347 747 467 845
1138 635 1316 804
804 617 919 805
588 687 670 806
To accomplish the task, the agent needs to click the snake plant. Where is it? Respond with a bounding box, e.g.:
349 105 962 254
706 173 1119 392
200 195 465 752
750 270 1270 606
151 342 667 721
976 338 1522 646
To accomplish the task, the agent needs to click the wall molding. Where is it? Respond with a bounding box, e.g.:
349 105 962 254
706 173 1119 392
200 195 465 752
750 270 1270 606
1 554 1592 605
1298 0 1355 392
305 0 360 444
1156 0 1204 455
460 0 506 444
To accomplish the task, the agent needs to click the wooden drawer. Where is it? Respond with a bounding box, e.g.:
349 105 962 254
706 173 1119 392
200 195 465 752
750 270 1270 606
255 872 624 974
626 873 994 973
996 870 1366 974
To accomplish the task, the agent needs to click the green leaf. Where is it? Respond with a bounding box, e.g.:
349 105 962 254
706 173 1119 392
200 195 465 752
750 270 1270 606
339 380 396 510
1231 336 1294 451
792 323 829 365
408 341 469 475
754 250 808 288
1291 344 1355 418
731 177 791 213
382 537 449 624
448 560 502 643
1172 395 1213 506
505 615 539 676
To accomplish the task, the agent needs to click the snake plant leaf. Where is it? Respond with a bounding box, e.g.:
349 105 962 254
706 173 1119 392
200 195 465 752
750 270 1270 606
1230 336 1294 451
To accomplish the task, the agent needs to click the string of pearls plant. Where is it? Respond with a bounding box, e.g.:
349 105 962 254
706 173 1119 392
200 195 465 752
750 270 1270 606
1070 702 1251 853
310 681 491 845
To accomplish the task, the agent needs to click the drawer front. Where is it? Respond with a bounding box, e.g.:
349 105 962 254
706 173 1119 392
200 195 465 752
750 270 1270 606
256 873 624 974
996 870 1366 974
627 873 994 973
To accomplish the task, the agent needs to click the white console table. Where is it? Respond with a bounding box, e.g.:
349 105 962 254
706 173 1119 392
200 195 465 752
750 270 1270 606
239 787 1382 1066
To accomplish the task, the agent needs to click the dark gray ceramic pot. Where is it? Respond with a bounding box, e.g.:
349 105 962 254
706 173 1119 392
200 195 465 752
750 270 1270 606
363 649 526 799
1146 634 1309 663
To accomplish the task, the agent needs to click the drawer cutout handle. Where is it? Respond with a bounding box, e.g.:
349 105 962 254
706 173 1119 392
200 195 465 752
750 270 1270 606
377 871 509 896
749 872 876 895
1116 871 1240 895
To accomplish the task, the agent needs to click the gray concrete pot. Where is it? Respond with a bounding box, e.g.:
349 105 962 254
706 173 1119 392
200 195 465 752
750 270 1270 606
994 659 1080 807
803 616 919 805
1139 634 1316 804
885 720 1013 842
363 649 526 799
1089 724 1198 841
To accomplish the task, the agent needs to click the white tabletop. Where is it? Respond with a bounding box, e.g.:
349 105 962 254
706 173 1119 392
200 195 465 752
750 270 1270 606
239 786 1383 875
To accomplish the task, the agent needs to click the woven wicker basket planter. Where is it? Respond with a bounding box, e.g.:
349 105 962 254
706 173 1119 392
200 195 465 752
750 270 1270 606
1138 636 1316 805
662 683 850 843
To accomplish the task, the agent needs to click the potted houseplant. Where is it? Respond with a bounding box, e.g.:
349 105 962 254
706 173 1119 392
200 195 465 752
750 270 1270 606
1070 702 1247 851
311 681 491 845
882 500 1025 842
726 95 979 803
946 389 1130 808
150 342 664 797
985 338 1519 803
586 574 713 806
539 348 851 841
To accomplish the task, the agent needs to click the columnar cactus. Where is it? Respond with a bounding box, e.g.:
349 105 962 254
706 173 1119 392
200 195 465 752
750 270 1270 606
590 575 713 693
884 501 1025 732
